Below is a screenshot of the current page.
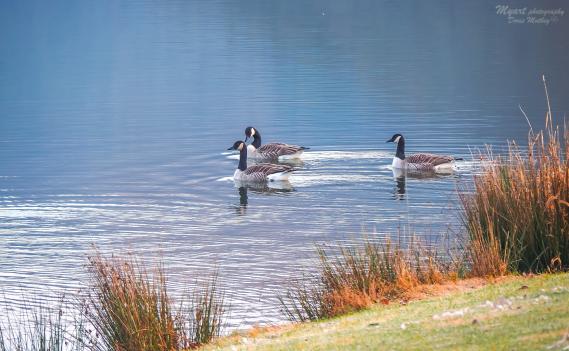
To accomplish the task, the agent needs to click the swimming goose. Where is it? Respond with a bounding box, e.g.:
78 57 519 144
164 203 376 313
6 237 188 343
227 141 295 182
244 127 308 160
386 133 462 172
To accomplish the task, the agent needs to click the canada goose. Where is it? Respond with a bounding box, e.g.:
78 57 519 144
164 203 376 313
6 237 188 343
386 134 462 172
244 127 308 160
227 141 295 182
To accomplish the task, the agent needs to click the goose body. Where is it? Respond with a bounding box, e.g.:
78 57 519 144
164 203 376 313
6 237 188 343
245 127 308 161
228 141 295 182
386 134 461 172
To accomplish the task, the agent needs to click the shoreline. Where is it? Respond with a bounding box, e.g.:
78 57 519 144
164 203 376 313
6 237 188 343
204 273 569 350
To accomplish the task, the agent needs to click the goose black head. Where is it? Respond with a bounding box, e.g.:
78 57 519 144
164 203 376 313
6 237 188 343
227 140 246 151
244 127 255 142
228 141 248 171
244 126 262 148
386 133 405 159
386 133 404 143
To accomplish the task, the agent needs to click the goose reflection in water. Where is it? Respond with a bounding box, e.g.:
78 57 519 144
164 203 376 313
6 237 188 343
233 181 294 216
391 168 456 200
276 158 305 168
393 170 406 200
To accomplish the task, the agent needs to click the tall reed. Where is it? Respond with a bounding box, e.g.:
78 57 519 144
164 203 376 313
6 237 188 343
279 238 449 321
0 299 81 351
461 78 568 275
82 252 225 350
186 272 225 346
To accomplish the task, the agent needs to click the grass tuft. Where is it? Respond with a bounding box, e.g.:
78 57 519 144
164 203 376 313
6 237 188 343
83 252 180 350
0 299 81 351
186 272 226 347
460 78 568 275
81 252 225 350
279 238 452 321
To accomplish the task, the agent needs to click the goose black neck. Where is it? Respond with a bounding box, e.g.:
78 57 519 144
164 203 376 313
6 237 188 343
396 138 405 160
251 132 262 148
238 146 248 171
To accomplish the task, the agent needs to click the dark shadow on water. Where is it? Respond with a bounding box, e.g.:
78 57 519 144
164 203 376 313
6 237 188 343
393 172 406 200
238 185 248 205
391 168 456 200
276 158 305 168
232 181 295 216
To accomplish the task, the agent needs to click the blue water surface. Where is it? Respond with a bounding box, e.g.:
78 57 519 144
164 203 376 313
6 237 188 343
1 0 568 327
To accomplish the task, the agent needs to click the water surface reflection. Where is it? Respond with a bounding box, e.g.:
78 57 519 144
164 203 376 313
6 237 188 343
0 0 568 329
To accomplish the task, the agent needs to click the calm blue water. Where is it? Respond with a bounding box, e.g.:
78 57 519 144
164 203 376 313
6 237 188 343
1 1 568 328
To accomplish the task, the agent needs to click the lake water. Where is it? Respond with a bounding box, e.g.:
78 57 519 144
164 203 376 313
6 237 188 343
1 1 568 329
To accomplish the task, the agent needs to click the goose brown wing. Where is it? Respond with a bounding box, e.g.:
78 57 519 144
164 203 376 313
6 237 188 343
244 163 293 176
407 162 435 171
407 153 454 166
258 143 304 158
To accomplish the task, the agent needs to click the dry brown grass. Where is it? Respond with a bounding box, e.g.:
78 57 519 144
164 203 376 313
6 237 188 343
84 253 179 350
466 228 510 277
461 77 568 276
279 238 455 321
81 252 225 351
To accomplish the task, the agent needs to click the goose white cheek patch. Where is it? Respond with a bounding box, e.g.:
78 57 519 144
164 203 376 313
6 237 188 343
251 128 255 136
394 136 401 143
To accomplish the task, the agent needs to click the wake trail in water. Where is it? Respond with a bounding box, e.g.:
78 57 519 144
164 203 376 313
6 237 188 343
217 176 234 182
223 150 391 161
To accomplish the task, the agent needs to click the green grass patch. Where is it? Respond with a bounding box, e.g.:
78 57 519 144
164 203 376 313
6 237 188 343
205 273 569 351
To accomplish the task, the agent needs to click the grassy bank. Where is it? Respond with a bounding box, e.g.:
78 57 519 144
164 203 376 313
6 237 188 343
205 273 569 351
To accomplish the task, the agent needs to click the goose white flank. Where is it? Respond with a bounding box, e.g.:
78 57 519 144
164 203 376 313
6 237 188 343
228 140 295 182
386 133 462 172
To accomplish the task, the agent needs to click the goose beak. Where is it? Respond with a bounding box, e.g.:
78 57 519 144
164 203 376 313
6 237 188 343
386 139 392 143
227 146 234 150
245 136 249 142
